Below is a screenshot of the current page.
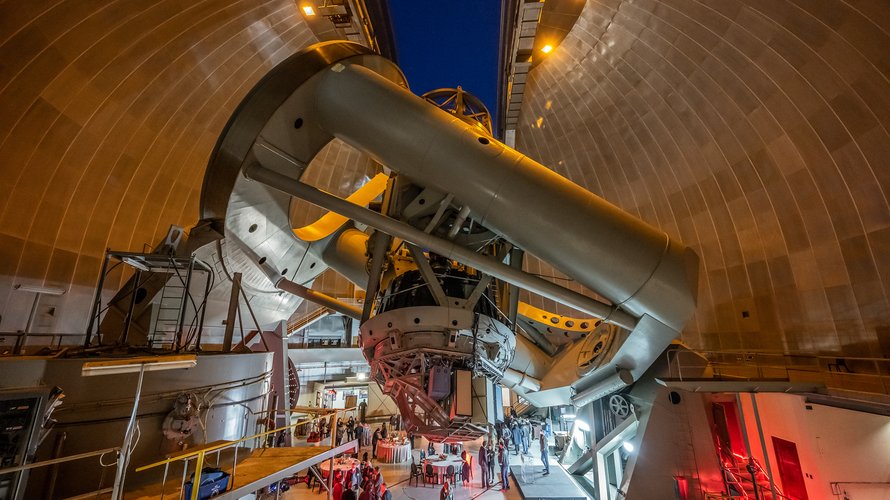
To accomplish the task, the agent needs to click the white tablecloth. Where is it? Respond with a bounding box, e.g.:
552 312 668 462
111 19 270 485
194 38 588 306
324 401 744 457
425 454 463 483
377 441 411 463
319 458 359 478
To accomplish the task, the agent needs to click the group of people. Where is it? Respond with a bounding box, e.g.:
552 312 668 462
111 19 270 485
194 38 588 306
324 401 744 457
370 422 389 457
481 415 553 488
496 416 535 455
322 412 553 498
335 416 366 447
330 460 391 500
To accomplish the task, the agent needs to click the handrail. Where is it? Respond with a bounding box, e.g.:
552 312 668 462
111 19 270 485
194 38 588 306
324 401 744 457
1 332 87 354
136 406 352 472
666 347 890 395
136 406 356 500
0 446 119 475
831 481 890 498
678 348 890 365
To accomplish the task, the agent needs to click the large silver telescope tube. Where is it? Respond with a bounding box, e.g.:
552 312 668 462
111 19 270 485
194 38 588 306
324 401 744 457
312 63 698 333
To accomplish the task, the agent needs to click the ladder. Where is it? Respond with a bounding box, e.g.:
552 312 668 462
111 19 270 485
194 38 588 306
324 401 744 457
150 276 187 348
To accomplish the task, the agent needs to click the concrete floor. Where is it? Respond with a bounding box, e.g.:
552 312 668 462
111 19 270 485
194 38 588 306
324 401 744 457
280 438 571 499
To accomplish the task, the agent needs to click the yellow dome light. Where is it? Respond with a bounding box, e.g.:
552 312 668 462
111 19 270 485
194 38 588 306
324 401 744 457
541 44 554 54
302 5 316 16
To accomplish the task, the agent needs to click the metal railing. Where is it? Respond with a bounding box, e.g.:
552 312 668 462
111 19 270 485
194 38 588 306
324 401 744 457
0 332 86 355
287 306 332 335
136 406 354 500
831 481 890 498
0 446 119 498
667 348 890 396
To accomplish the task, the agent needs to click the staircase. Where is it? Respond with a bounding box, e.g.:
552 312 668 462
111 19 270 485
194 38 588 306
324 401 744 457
716 455 793 499
512 395 534 416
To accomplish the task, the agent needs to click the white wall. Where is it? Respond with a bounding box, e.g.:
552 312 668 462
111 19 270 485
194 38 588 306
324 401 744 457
307 379 398 419
623 384 724 499
739 393 890 500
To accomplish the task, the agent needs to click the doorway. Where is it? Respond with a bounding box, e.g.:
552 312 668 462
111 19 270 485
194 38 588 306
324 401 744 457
771 437 808 500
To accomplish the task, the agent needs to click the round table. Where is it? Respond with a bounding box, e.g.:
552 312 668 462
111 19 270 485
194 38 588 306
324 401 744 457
377 441 411 463
319 457 359 478
425 454 464 483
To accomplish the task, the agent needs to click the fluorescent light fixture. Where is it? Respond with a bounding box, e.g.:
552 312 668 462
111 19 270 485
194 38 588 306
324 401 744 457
575 419 590 432
302 5 316 16
121 256 150 272
541 44 553 54
622 441 634 453
562 413 576 420
356 372 368 380
14 284 66 295
82 354 197 376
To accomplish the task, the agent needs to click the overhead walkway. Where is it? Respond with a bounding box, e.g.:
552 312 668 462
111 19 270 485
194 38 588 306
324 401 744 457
659 347 890 414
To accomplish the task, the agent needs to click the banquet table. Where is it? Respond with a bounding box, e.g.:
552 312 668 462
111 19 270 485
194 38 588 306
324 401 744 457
318 457 359 478
377 441 411 463
425 454 464 483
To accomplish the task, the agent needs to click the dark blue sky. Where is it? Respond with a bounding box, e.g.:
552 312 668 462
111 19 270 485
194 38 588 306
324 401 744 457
388 0 500 124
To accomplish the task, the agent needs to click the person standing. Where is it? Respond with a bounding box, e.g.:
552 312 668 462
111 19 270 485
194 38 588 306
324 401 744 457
336 421 345 446
354 422 363 450
408 430 415 450
374 466 384 490
539 432 550 475
511 423 522 455
347 416 355 441
381 422 388 439
498 443 510 490
461 453 471 486
487 443 495 486
520 420 530 455
372 428 381 458
439 481 453 500
332 472 344 500
358 485 371 500
351 463 362 490
479 442 490 487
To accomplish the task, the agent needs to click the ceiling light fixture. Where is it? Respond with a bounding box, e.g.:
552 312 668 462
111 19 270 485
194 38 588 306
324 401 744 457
541 44 554 54
302 5 316 16
82 354 197 377
121 256 150 272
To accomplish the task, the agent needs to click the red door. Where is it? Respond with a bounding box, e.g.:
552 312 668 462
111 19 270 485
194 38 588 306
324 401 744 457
772 437 808 500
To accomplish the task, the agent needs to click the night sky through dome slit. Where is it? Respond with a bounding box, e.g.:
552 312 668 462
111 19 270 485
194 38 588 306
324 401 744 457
388 0 501 131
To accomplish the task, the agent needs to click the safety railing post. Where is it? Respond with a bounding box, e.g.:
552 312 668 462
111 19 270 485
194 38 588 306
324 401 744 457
190 451 205 500
160 462 169 500
232 445 239 490
180 458 189 498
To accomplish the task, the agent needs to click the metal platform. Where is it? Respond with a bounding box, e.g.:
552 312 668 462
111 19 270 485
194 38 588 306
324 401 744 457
510 462 589 500
123 441 357 499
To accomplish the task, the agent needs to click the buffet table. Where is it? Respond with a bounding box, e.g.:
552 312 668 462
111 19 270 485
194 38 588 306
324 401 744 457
377 440 411 463
319 457 359 478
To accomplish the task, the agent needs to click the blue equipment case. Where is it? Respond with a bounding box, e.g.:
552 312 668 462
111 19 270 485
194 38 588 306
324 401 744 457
183 467 230 499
